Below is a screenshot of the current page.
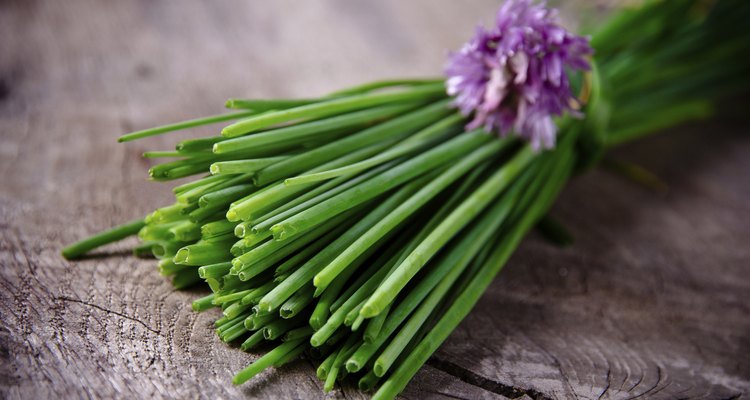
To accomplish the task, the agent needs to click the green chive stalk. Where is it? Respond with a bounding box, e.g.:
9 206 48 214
62 2 750 399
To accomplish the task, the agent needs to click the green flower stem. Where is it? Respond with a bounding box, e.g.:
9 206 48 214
285 114 464 185
363 303 390 344
143 150 207 158
283 326 314 342
132 241 157 258
221 83 446 138
173 239 234 266
325 329 348 347
251 304 276 317
274 225 345 277
172 174 227 196
309 303 331 332
217 316 245 335
273 342 308 368
139 222 180 242
344 301 367 327
246 311 277 330
247 175 351 229
310 257 395 347
240 330 266 352
311 220 403 315
372 148 575 400
255 100 452 186
341 166 492 366
198 262 233 279
536 215 575 247
258 182 421 313
313 136 510 291
230 239 250 257
327 78 443 97
148 157 212 180
323 354 343 390
224 301 254 320
146 203 186 223
177 173 253 205
233 338 307 385
225 98 321 110
222 320 250 342
280 284 315 319
215 139 307 161
360 146 536 318
62 218 146 259
252 161 395 235
217 312 249 333
188 208 225 225
372 181 526 376
176 136 226 153
205 278 222 292
118 111 256 142
232 209 356 280
328 242 402 314
263 315 305 340
227 140 391 222
240 282 277 306
191 293 216 312
172 269 202 289
201 220 237 239
157 258 184 275
214 104 411 154
233 221 253 238
213 290 254 305
209 156 288 175
272 131 492 242
325 336 360 392
161 163 214 181
317 351 337 380
340 163 492 316
606 100 712 146
198 183 256 208
198 184 256 210
179 203 200 216
168 221 201 242
358 370 380 392
308 236 397 329
344 172 528 372
203 232 237 244
152 240 188 259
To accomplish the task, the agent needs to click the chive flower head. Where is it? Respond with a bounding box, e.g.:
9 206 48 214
445 0 592 149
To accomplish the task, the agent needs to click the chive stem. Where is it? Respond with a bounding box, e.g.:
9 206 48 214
221 84 446 138
119 111 256 142
360 146 536 318
62 218 146 259
272 131 491 242
232 338 306 385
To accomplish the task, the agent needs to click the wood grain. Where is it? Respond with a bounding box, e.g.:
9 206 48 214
1 1 748 399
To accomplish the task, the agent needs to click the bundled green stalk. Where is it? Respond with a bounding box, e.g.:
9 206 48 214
63 1 750 398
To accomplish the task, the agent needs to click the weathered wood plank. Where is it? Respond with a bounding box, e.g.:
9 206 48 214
1 1 748 399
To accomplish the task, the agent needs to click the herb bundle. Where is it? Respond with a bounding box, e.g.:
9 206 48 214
63 1 750 398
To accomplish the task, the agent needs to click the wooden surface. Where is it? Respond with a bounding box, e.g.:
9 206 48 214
1 1 748 399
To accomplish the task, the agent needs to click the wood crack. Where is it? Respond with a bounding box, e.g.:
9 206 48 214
596 366 611 400
55 296 162 336
427 356 552 400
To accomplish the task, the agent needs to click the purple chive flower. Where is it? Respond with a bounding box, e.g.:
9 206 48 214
445 0 592 150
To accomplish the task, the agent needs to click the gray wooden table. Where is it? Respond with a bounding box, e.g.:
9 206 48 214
1 1 748 399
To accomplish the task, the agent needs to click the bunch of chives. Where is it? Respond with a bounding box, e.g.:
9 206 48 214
62 1 750 398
